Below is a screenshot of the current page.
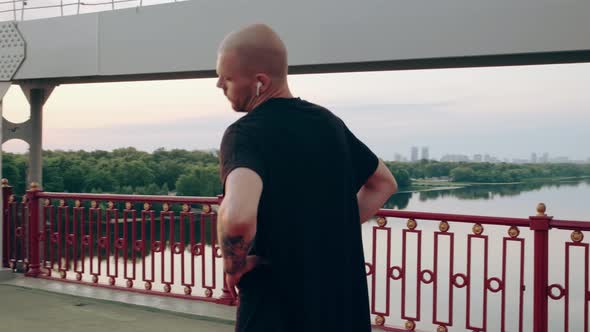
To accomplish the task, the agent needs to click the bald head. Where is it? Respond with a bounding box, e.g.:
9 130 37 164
218 24 288 79
216 24 293 113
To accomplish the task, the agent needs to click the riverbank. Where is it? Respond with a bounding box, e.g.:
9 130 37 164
400 176 590 193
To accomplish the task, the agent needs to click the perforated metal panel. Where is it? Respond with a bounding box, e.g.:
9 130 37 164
0 22 25 81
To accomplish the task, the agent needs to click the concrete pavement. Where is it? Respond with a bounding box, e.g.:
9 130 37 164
0 283 235 332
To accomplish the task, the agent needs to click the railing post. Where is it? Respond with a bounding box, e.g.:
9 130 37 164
1 178 13 268
24 182 41 277
530 203 552 332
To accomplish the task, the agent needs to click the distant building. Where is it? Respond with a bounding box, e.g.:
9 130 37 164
440 154 470 162
473 154 483 162
480 154 501 163
421 147 429 161
394 153 403 162
531 153 537 163
540 153 549 163
411 147 419 162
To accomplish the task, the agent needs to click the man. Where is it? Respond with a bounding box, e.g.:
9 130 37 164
216 24 397 332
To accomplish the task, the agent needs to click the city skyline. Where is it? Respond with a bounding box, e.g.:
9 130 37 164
1 62 589 161
394 147 588 164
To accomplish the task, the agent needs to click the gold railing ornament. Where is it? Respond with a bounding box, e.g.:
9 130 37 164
44 199 51 207
508 226 520 238
90 201 98 209
377 217 387 227
439 221 450 232
125 202 132 210
74 200 81 208
407 218 417 230
202 204 211 214
374 315 385 326
1 178 8 187
437 326 448 332
30 182 39 190
537 203 547 216
405 320 416 330
182 203 190 213
107 201 114 210
162 202 170 212
571 230 584 243
472 223 484 235
59 200 65 207
143 202 151 211
8 194 14 203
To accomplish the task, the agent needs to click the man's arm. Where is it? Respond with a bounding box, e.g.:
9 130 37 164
357 160 397 223
218 168 262 276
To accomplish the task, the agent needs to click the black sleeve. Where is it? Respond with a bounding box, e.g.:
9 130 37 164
345 125 379 192
219 124 265 193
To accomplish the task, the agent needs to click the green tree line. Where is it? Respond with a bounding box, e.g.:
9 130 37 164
385 160 590 184
2 148 221 196
2 149 589 195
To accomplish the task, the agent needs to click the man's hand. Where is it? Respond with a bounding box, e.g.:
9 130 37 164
225 255 263 298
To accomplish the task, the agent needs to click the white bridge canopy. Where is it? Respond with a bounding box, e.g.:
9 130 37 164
6 0 590 84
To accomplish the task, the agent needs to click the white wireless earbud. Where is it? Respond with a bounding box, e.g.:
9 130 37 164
256 81 262 97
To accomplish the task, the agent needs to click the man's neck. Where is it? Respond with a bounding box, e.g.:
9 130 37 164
248 88 294 112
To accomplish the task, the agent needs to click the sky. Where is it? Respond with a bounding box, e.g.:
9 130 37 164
2 62 589 161
0 0 588 161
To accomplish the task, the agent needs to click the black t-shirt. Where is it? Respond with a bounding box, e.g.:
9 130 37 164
220 98 378 332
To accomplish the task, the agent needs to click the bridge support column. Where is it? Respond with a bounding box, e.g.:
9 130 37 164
20 84 55 189
11 83 55 276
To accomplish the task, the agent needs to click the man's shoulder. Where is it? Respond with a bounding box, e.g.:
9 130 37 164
220 116 262 150
223 119 241 134
223 112 259 133
265 97 334 116
291 99 344 125
294 98 331 113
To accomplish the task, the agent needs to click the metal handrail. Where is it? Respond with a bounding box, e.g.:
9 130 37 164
0 0 182 21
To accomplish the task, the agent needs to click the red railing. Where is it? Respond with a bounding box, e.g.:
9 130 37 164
3 183 234 304
2 182 28 272
3 182 590 331
366 207 590 331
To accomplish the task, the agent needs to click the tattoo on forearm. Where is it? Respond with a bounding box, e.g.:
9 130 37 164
221 235 253 275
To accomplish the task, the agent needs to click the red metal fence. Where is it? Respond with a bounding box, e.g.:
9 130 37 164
3 181 590 331
2 183 234 304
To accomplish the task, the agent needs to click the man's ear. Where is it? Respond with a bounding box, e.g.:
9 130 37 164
255 74 271 94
